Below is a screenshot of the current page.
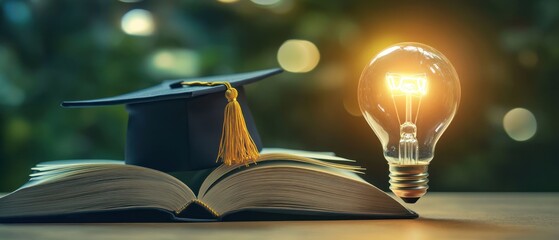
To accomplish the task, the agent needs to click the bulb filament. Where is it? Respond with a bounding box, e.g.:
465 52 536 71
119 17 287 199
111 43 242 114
386 73 427 164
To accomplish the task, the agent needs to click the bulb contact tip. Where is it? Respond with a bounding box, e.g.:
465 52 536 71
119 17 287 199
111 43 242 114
400 197 420 204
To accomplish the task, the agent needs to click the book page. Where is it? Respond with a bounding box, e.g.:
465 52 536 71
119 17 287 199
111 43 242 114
198 150 365 198
260 148 354 162
0 162 196 218
199 162 413 218
26 160 124 188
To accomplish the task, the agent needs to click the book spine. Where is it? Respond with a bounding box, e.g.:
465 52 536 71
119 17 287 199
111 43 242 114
177 199 220 217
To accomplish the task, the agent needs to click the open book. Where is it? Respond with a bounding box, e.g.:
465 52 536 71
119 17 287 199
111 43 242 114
0 149 417 222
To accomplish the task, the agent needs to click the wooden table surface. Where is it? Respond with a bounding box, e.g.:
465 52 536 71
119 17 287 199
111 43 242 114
0 193 558 240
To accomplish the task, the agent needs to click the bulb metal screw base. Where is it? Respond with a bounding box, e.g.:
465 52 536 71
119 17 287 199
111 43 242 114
388 163 429 204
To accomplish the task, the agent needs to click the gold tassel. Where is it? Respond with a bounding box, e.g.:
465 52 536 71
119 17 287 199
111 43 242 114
181 81 259 166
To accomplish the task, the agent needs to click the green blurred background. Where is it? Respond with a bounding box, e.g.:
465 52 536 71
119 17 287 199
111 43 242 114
1 0 558 192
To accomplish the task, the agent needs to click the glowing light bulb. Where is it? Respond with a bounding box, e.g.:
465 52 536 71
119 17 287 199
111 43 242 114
358 42 461 203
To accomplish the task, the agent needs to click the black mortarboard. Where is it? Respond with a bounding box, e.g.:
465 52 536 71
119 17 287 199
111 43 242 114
62 68 283 172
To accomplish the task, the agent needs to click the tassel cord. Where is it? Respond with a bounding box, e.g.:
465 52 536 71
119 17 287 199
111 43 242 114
181 81 259 166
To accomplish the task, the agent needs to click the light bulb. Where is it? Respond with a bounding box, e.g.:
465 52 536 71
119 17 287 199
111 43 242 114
358 42 460 203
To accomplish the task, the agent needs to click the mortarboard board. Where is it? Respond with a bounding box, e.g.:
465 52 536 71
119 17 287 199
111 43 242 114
62 68 283 172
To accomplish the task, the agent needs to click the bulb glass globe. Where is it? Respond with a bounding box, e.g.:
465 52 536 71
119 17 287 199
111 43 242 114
358 42 460 203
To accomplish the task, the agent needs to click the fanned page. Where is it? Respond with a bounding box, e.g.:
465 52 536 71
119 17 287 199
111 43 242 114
196 149 415 218
0 160 196 218
199 148 365 197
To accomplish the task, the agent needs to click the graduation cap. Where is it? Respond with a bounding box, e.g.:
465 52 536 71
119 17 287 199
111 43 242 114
62 68 283 172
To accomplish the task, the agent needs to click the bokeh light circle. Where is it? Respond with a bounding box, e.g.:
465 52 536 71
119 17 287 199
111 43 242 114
121 9 155 36
251 0 281 6
277 39 320 73
503 108 537 141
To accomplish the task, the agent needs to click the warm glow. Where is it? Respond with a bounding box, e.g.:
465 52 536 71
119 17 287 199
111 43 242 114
503 108 537 141
217 0 239 3
386 73 428 96
277 39 320 73
121 9 155 36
